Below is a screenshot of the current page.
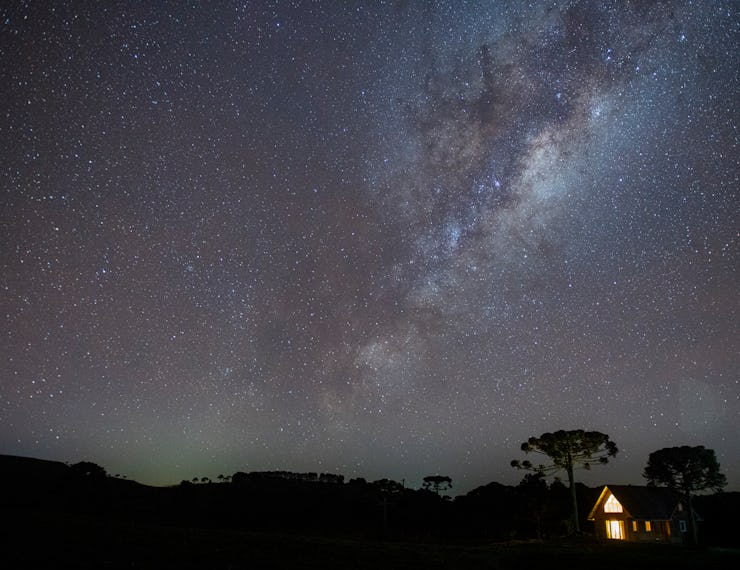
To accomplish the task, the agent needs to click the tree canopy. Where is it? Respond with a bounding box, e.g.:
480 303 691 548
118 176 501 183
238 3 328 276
422 475 452 495
69 461 107 479
643 445 727 494
511 430 618 475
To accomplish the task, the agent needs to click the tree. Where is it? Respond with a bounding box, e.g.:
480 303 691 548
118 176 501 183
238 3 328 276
422 475 452 495
69 461 107 479
511 429 618 533
643 445 726 544
372 478 405 496
517 472 549 539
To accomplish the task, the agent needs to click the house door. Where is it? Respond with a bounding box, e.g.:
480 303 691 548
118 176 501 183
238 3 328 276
606 520 624 539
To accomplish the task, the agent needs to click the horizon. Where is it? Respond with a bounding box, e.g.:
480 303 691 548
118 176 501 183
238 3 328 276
2 3 737 497
4 446 736 496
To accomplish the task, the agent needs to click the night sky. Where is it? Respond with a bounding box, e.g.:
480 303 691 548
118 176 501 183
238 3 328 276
1 1 737 492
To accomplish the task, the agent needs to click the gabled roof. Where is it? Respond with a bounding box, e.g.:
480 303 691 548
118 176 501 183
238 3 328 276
587 485 682 521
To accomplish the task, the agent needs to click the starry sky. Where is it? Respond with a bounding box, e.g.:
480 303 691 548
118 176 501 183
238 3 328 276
1 1 738 492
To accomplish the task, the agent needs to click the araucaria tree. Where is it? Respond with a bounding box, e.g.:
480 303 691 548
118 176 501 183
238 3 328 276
643 445 726 544
422 475 452 495
511 430 618 533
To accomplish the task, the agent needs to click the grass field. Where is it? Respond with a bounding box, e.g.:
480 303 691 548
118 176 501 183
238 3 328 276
5 510 739 569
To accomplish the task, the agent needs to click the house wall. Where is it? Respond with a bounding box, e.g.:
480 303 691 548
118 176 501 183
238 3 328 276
630 519 671 543
591 507 677 543
592 511 632 540
667 518 690 545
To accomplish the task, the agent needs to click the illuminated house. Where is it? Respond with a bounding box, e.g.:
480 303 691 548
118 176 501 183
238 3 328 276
587 485 692 543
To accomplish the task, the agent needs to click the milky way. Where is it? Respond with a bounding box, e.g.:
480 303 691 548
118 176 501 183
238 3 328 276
1 2 737 491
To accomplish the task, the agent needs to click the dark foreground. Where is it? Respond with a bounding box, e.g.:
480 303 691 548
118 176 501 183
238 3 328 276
5 511 739 570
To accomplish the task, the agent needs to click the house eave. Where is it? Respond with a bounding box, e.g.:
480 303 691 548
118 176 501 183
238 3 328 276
587 485 614 520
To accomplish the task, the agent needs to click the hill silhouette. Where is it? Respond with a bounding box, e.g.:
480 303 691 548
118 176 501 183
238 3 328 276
2 453 738 569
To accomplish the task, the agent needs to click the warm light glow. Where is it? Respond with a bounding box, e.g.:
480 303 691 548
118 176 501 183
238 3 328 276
606 520 625 539
632 521 637 531
645 521 652 532
604 493 623 513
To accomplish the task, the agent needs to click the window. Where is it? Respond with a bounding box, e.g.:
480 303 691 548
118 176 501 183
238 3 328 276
645 521 652 532
679 520 687 532
632 521 638 532
606 520 625 539
604 494 623 513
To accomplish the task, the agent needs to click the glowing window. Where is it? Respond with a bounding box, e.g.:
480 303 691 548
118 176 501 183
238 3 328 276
632 521 638 531
604 494 623 513
606 520 625 539
645 521 652 532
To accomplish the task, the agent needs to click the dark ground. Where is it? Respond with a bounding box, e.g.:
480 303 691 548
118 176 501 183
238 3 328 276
2 455 737 569
4 509 739 570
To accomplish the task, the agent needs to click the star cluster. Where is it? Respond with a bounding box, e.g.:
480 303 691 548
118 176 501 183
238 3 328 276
1 2 737 491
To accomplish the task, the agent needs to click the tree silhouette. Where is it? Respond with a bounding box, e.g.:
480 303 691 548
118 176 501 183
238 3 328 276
372 478 405 496
422 475 452 496
69 461 107 479
644 445 727 544
511 429 618 533
517 472 549 539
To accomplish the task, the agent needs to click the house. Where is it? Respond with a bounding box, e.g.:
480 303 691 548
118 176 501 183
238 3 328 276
587 485 692 543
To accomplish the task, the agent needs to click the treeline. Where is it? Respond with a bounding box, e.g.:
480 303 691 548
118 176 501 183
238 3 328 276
0 455 590 539
230 470 346 485
1 454 738 546
173 469 590 539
